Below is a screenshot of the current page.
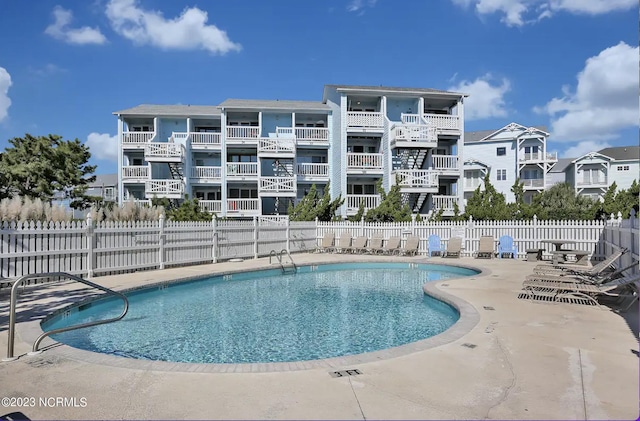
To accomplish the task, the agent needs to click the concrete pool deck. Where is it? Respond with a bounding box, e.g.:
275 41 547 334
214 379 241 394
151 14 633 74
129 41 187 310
0 254 638 420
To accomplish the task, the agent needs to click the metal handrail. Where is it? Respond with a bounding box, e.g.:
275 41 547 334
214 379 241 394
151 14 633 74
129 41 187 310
4 272 129 361
280 249 297 273
269 249 281 265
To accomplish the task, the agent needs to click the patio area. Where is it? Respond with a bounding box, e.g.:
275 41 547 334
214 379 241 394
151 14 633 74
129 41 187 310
0 254 638 420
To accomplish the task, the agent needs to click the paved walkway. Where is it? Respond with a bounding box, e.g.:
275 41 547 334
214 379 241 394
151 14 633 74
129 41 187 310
0 254 638 420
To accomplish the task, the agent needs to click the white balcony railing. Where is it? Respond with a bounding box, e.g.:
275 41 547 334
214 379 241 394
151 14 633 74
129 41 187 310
259 177 296 193
431 155 460 171
464 178 483 190
391 125 437 143
394 170 439 188
227 126 260 139
226 162 258 177
346 194 380 213
190 166 222 180
422 114 461 131
191 132 221 146
123 198 152 207
258 138 296 154
400 113 425 125
347 153 384 170
145 180 184 197
122 166 149 179
577 177 608 187
227 198 260 213
144 143 183 160
432 195 458 211
519 152 559 162
296 163 329 178
346 112 384 130
198 200 222 213
122 132 154 144
521 178 545 188
170 132 189 143
295 127 329 141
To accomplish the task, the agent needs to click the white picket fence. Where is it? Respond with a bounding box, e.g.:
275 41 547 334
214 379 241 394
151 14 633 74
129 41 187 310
0 211 636 281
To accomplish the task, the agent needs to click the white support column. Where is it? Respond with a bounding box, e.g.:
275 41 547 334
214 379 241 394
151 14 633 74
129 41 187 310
221 108 228 217
457 97 466 214
117 117 125 206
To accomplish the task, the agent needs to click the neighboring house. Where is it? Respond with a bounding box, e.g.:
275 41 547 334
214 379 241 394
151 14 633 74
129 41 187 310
463 123 557 203
114 84 467 218
86 174 118 203
565 146 640 201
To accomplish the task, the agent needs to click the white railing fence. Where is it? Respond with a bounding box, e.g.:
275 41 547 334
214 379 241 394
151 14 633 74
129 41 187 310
1 212 635 281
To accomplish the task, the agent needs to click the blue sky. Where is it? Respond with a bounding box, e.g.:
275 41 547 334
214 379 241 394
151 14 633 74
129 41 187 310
0 0 637 174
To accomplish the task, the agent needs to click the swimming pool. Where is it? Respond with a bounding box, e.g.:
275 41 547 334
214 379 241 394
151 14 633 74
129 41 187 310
42 263 478 364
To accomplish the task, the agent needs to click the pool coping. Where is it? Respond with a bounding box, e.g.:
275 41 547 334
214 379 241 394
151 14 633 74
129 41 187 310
14 258 487 373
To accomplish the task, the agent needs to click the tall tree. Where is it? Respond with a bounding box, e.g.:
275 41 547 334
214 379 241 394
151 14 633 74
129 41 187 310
530 182 598 220
288 182 344 221
365 179 412 222
0 134 97 208
463 173 511 220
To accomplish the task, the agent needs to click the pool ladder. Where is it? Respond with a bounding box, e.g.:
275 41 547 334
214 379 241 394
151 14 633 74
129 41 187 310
3 272 129 362
269 249 298 274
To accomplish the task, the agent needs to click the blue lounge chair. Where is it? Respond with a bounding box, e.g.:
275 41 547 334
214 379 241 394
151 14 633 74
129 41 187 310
428 234 442 257
498 235 518 259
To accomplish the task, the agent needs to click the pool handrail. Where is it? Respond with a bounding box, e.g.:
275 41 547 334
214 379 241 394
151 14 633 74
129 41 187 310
4 271 129 362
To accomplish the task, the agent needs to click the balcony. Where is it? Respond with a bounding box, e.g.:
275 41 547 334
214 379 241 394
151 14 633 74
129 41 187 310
144 143 183 162
390 125 437 148
394 170 439 192
122 165 149 181
432 195 458 214
198 200 222 214
464 178 483 192
145 180 184 199
346 153 384 174
521 178 544 189
190 132 221 149
296 163 329 180
226 162 258 179
190 166 222 183
519 152 558 162
346 194 380 215
577 177 608 187
259 177 296 195
422 114 461 134
227 126 260 145
227 198 260 216
346 112 384 132
431 155 460 174
258 137 296 157
295 127 329 145
122 131 154 148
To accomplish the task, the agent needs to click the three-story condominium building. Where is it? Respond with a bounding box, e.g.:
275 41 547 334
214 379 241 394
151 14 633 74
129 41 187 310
114 84 467 218
463 123 557 203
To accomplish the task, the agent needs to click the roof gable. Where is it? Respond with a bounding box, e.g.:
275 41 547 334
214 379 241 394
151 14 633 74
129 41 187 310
219 98 330 112
597 146 640 161
465 122 549 143
572 151 612 164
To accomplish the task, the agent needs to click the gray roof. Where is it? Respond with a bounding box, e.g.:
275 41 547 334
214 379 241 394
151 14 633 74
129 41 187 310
219 98 330 112
324 84 467 97
91 173 118 187
113 104 221 117
549 158 574 173
598 146 640 161
465 125 549 143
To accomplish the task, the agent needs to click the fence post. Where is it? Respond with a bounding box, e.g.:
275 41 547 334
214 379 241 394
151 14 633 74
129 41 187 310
360 216 365 237
253 216 258 259
85 214 95 279
286 217 290 253
315 217 319 248
532 214 538 250
212 217 218 264
159 214 165 270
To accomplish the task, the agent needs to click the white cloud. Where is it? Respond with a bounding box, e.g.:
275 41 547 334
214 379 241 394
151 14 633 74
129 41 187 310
28 63 66 78
451 0 636 26
535 42 639 142
449 74 511 120
45 6 107 45
105 0 241 54
0 67 11 122
86 133 118 161
347 0 378 13
561 140 612 158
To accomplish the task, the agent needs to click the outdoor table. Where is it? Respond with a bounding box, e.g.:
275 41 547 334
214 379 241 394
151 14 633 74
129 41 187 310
540 240 576 252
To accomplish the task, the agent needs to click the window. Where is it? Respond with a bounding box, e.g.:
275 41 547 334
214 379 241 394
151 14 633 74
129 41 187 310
496 147 506 156
132 125 152 132
497 169 507 181
195 159 204 166
617 165 629 171
132 158 143 166
103 187 115 200
195 126 220 133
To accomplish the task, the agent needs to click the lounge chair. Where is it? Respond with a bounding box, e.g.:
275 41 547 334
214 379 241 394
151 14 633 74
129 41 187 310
442 237 462 258
497 235 518 259
533 247 626 277
397 235 420 256
366 234 384 254
474 236 494 259
344 236 368 254
378 236 402 255
523 261 637 287
316 232 334 253
518 272 640 309
428 234 442 257
332 231 352 253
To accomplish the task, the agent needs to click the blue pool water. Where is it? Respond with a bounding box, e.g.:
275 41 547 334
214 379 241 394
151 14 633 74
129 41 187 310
43 263 478 364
